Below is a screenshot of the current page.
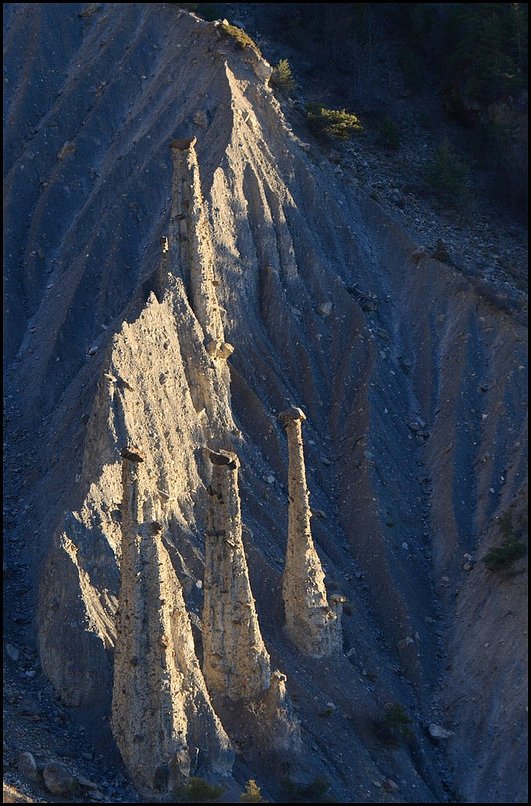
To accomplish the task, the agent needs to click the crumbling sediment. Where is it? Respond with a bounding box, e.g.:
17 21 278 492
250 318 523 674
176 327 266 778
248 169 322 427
111 447 233 797
202 449 271 701
279 407 343 657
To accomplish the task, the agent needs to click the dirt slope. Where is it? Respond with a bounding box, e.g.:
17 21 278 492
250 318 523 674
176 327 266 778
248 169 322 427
3 3 528 803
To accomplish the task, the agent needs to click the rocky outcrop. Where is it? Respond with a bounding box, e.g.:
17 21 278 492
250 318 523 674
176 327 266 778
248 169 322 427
259 670 302 753
37 511 117 710
111 448 233 797
202 449 271 701
279 407 343 657
168 137 233 360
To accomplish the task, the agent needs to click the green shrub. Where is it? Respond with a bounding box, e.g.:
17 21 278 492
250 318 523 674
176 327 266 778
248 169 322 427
281 776 331 803
376 702 413 746
270 59 296 94
443 3 528 107
483 538 527 571
376 117 401 151
483 511 527 572
384 703 413 733
180 777 224 802
220 22 260 55
306 104 362 141
424 139 471 204
240 779 266 803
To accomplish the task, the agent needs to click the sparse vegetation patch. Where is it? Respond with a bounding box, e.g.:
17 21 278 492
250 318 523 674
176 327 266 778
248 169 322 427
483 513 527 571
221 21 260 55
306 104 362 141
177 776 224 802
281 776 331 803
375 702 413 746
271 59 296 94
424 139 471 204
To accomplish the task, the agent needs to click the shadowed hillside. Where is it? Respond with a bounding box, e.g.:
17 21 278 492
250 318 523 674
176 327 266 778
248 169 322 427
3 4 528 803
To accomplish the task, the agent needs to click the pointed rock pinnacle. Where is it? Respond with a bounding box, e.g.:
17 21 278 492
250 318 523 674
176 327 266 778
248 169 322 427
202 449 271 701
278 408 343 657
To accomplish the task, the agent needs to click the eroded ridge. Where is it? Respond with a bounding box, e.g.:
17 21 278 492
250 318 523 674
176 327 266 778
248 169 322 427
279 407 344 657
167 138 233 360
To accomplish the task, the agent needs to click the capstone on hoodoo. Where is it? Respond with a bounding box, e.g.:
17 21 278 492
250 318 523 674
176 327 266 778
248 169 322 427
111 447 233 797
279 407 344 657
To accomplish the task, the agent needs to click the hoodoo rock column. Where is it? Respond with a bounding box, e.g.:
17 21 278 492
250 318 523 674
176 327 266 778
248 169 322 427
111 447 233 797
279 407 343 657
202 449 271 701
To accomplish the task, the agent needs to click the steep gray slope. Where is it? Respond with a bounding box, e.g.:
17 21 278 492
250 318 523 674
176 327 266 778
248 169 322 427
3 4 528 803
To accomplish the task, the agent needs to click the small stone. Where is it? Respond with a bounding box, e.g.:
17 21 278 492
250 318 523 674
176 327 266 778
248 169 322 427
18 698 41 717
428 723 454 740
5 643 19 661
321 457 331 466
195 579 203 589
57 141 76 160
402 542 409 550
363 451 374 460
78 3 102 18
193 110 208 128
266 475 275 484
382 778 399 792
77 775 99 789
398 636 414 648
217 342 234 359
18 752 39 781
317 301 333 316
87 346 98 356
43 761 77 795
